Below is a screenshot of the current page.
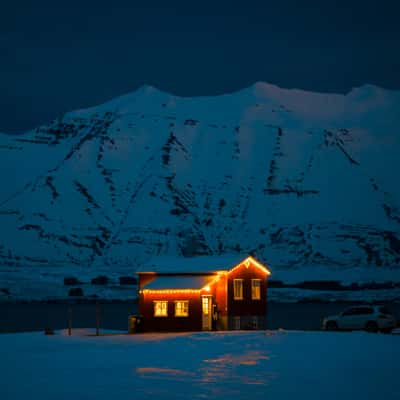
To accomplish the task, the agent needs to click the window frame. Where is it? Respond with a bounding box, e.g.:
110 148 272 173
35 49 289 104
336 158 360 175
153 300 168 317
233 279 243 300
234 316 241 330
378 306 392 315
175 300 189 317
342 308 357 316
356 307 374 315
251 279 261 300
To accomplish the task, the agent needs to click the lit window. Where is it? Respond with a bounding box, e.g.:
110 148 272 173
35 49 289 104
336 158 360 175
202 297 209 315
175 301 189 317
233 279 243 300
251 279 261 300
154 301 168 317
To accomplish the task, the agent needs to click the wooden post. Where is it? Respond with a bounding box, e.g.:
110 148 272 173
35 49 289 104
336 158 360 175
96 302 100 336
68 307 72 336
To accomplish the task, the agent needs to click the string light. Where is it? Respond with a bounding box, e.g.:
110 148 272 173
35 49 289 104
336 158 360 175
139 256 271 295
228 256 271 276
142 289 201 294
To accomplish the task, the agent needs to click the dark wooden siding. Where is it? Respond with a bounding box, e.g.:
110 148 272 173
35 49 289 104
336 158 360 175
210 274 228 317
139 291 202 332
227 261 268 317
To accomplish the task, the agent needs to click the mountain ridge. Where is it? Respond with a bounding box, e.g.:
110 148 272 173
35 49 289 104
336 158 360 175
64 82 400 121
2 81 399 138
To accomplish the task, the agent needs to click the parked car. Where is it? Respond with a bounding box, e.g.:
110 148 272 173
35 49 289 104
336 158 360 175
322 305 397 333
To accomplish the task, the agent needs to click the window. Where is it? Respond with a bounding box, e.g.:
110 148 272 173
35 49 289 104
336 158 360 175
233 279 243 300
234 316 241 330
343 307 373 316
355 307 373 315
251 279 261 300
175 301 189 317
202 297 210 315
379 307 392 316
342 308 356 316
154 301 168 317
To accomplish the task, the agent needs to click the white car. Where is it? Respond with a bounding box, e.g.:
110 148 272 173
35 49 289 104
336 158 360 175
322 305 397 333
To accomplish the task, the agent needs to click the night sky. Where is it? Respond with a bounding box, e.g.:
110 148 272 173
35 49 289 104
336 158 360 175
1 0 399 133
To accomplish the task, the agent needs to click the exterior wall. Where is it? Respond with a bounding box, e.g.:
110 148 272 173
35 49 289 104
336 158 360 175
139 291 202 332
227 260 268 323
209 273 228 330
228 315 267 330
213 273 228 316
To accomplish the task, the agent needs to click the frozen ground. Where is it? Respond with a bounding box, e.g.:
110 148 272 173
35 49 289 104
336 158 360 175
1 329 399 400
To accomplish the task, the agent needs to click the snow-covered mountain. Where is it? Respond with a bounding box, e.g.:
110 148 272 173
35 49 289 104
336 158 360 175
1 82 400 277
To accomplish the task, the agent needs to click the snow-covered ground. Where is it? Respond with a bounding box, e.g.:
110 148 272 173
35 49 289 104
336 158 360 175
1 329 399 400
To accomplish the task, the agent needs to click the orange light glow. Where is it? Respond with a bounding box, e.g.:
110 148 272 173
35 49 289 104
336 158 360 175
201 271 227 290
139 256 270 296
228 256 271 276
142 289 201 294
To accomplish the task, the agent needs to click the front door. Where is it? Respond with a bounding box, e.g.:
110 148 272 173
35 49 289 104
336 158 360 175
202 295 212 331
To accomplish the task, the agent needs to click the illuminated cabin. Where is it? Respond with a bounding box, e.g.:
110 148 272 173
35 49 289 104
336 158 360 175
137 255 271 332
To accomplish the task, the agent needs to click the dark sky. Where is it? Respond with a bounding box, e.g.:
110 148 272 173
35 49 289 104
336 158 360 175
1 0 400 133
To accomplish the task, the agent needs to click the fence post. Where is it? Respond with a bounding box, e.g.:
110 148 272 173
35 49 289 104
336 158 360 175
96 302 100 336
68 306 72 336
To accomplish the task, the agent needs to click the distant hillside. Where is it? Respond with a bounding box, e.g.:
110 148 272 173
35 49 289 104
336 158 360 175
1 82 400 277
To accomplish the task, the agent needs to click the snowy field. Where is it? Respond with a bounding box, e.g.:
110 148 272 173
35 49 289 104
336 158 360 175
1 329 399 400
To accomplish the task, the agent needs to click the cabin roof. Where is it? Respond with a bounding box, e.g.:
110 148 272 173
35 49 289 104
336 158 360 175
143 274 216 290
137 254 246 274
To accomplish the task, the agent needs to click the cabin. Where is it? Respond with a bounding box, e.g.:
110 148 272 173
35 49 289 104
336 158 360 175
137 255 271 332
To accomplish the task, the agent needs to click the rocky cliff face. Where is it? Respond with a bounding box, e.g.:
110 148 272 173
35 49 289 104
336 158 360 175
1 83 400 273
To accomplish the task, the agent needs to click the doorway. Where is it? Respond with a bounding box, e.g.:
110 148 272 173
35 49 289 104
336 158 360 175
201 295 212 331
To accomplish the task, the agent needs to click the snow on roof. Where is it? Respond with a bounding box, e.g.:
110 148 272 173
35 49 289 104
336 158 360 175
137 254 247 274
143 275 216 290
